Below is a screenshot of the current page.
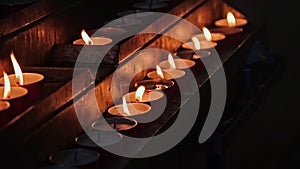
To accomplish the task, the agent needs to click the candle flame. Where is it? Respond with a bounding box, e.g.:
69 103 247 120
122 96 130 115
227 12 236 27
167 53 176 69
3 71 11 100
202 27 212 41
156 65 164 79
10 51 24 85
192 36 201 50
81 29 93 45
135 85 145 102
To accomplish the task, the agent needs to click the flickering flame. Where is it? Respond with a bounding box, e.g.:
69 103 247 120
227 12 236 27
122 96 130 115
135 85 145 102
168 53 176 69
202 27 212 41
192 36 201 50
3 71 11 100
156 65 164 79
10 51 24 85
81 29 93 45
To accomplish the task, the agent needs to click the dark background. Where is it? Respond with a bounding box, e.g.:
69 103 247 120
223 0 300 168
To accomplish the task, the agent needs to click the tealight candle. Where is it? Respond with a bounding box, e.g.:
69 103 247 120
214 12 248 27
0 71 28 101
0 100 10 112
108 96 151 117
147 55 186 79
182 36 217 51
73 29 112 45
123 85 164 103
159 53 195 69
0 52 44 86
193 27 226 42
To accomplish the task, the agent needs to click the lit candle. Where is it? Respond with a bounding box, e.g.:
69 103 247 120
194 27 226 42
107 96 151 116
123 85 164 103
147 54 186 79
0 71 28 101
73 29 113 45
0 51 44 86
214 12 248 27
182 36 217 51
159 53 196 69
135 63 175 90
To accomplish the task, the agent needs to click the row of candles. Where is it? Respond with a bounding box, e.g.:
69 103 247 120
0 52 44 112
37 12 248 168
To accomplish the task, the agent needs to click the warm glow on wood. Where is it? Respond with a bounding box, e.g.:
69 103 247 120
10 51 24 85
227 12 236 27
81 29 93 45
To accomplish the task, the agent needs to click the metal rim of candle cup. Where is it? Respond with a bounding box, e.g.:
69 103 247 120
107 102 151 117
214 18 248 27
134 79 174 91
175 50 211 60
193 33 226 42
123 90 164 103
49 148 100 167
158 58 196 70
91 117 138 131
181 41 217 51
0 86 28 100
209 27 243 36
73 37 113 45
147 69 185 80
0 72 44 86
